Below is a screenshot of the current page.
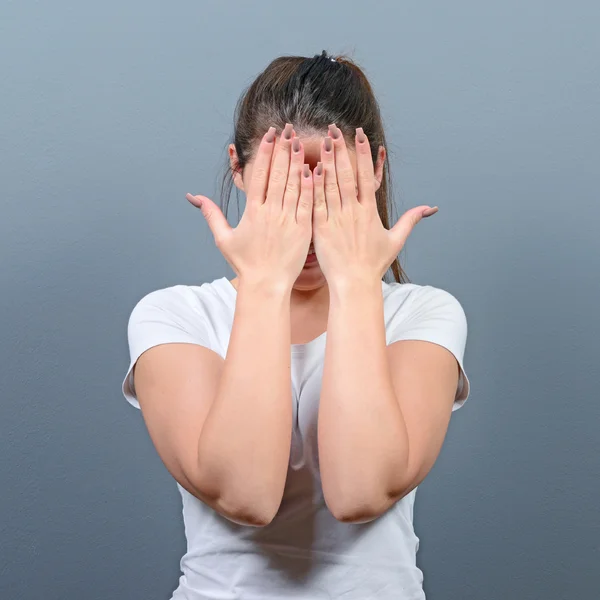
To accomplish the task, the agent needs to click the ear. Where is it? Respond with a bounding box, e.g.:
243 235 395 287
228 144 245 192
374 145 386 191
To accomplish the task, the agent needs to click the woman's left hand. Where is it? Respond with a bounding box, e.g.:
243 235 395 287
312 124 438 286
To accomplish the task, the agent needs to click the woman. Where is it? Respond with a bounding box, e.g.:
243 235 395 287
123 51 470 599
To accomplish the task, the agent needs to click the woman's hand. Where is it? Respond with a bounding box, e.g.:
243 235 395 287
312 124 438 287
186 123 313 290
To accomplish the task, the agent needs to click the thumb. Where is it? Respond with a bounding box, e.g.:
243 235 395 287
389 205 438 249
186 193 231 241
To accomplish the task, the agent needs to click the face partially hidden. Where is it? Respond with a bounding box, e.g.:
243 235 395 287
230 134 383 292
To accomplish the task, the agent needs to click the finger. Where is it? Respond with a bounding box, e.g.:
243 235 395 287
283 136 304 215
265 123 294 208
245 126 277 209
297 163 314 226
268 127 296 172
186 193 232 245
321 136 341 215
355 127 376 208
389 205 437 250
312 161 327 226
328 124 357 208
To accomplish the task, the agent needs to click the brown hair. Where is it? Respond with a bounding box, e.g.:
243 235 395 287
219 50 407 284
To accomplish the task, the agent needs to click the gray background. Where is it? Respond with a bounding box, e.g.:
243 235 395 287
1 1 598 598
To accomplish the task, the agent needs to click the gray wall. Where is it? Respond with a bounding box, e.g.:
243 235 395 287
1 1 598 598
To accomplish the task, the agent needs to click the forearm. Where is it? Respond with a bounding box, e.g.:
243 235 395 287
197 277 293 524
318 277 409 521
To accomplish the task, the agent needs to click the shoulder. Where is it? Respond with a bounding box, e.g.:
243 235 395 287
383 280 466 322
126 278 235 354
123 281 228 409
130 284 202 316
128 277 230 324
124 279 230 381
382 280 468 356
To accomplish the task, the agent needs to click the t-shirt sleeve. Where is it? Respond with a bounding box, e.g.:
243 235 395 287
386 286 470 411
122 287 213 410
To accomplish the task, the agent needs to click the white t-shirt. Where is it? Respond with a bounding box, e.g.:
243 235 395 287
122 276 470 600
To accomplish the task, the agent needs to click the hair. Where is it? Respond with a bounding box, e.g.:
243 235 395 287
219 50 408 284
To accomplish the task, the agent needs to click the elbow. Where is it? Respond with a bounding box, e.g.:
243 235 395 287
194 482 281 528
223 502 279 527
194 459 283 527
325 484 411 524
324 487 388 523
326 498 386 524
330 506 379 524
197 490 280 527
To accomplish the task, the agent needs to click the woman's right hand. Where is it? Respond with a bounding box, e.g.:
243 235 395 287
186 123 313 290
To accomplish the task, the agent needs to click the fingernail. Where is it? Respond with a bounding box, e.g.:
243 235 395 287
186 193 202 208
283 123 293 140
356 127 366 143
265 127 275 143
328 124 341 139
423 206 439 217
292 138 301 153
315 162 323 176
303 164 311 178
324 137 333 152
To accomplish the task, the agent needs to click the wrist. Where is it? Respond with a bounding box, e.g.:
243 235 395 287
237 273 293 300
327 274 383 305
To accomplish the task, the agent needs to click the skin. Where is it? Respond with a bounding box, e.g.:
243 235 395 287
301 126 457 522
227 132 387 342
133 123 461 527
211 124 459 522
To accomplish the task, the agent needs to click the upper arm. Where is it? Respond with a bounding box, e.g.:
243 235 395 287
386 339 460 496
133 343 224 498
122 289 224 501
386 287 470 497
